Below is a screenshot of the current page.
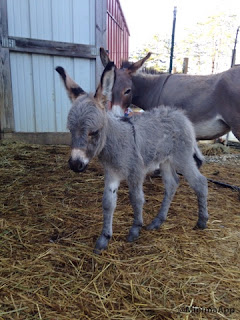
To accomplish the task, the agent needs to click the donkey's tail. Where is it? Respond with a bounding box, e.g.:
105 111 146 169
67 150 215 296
193 144 205 169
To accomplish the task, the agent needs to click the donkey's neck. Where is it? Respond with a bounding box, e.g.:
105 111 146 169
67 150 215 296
98 115 135 166
132 73 167 110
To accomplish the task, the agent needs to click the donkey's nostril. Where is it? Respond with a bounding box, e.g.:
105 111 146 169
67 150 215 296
68 158 74 170
68 158 87 173
77 162 84 172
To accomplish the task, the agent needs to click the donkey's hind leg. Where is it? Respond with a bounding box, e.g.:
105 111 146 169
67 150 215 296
147 161 179 230
180 161 208 229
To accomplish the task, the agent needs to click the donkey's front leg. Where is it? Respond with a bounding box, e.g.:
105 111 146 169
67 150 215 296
127 181 145 242
94 175 120 254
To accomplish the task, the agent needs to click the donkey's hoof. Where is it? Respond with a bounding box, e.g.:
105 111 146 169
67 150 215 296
127 226 141 242
127 233 138 242
146 218 163 230
193 220 207 230
94 234 110 253
93 248 102 255
127 231 139 242
146 223 159 230
151 169 161 177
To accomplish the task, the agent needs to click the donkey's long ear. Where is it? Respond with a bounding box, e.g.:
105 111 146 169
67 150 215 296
128 52 152 74
101 62 116 100
94 62 115 104
100 47 111 67
55 66 85 102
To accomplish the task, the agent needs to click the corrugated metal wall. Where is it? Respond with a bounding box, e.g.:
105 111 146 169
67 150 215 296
7 0 95 44
107 0 129 68
7 0 96 132
10 53 95 132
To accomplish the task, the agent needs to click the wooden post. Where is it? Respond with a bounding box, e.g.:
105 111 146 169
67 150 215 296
183 57 189 74
0 0 14 138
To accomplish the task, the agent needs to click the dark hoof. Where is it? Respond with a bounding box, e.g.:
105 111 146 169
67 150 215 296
193 220 207 230
151 169 161 177
127 226 141 242
94 234 111 253
127 233 138 242
146 218 163 230
93 248 102 255
146 223 158 230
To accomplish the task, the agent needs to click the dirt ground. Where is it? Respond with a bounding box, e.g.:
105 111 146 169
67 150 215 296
0 140 239 320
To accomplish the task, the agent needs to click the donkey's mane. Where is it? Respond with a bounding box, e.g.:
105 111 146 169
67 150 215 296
121 60 132 69
121 60 166 75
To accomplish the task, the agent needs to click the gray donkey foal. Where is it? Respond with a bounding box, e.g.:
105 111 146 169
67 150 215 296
56 62 208 253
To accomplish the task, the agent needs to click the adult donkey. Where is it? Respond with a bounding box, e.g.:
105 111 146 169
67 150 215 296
100 48 240 141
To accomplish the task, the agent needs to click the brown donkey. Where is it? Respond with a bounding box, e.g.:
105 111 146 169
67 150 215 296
100 48 240 141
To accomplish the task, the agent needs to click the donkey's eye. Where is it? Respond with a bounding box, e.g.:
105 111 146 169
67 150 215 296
124 89 131 95
89 130 99 137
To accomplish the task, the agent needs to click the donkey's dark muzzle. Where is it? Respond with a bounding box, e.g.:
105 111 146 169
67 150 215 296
68 158 88 173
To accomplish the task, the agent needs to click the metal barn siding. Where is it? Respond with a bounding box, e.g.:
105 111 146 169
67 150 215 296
7 0 95 44
107 0 130 67
0 0 100 137
10 53 95 132
5 0 96 133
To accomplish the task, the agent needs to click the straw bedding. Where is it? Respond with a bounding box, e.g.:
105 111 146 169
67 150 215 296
200 143 230 156
0 140 239 320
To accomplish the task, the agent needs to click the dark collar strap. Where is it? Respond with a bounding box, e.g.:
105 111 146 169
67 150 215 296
159 73 172 101
120 117 136 143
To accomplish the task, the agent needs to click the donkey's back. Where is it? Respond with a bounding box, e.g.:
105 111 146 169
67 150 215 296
132 106 201 173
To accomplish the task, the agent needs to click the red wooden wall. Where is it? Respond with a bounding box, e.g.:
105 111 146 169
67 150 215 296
107 0 130 67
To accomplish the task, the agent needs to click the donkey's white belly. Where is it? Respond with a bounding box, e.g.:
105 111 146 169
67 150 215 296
194 115 229 140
